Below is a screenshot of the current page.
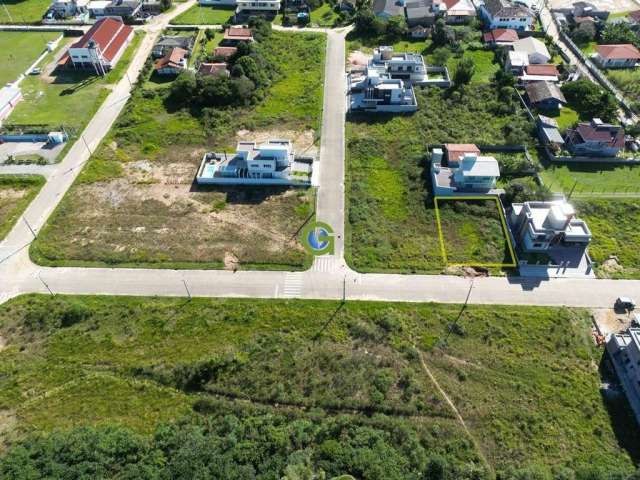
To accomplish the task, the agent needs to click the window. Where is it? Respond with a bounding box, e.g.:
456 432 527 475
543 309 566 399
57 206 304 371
533 243 542 248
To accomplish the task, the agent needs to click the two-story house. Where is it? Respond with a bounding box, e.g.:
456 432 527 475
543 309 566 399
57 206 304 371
369 46 429 83
607 328 640 427
431 144 501 195
480 0 534 30
348 68 418 113
49 0 90 17
565 119 625 157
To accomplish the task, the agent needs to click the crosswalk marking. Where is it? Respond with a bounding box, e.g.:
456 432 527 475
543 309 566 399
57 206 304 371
282 272 304 298
312 255 337 273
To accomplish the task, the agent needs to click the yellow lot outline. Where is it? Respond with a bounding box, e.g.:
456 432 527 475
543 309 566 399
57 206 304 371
434 195 517 268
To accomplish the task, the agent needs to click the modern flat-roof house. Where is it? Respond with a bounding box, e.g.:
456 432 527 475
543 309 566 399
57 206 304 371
49 0 90 17
154 47 188 75
152 35 194 59
431 144 501 195
87 0 111 16
196 139 312 186
347 68 418 113
101 0 142 17
509 199 591 253
482 28 519 47
607 328 640 427
479 0 534 30
368 46 452 86
565 119 625 157
235 0 281 18
62 17 134 74
593 44 640 69
512 37 551 64
526 81 566 109
0 85 22 124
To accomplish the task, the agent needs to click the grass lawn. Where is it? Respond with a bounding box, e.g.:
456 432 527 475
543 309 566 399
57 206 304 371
540 162 640 195
542 105 580 132
0 0 50 23
0 175 45 240
310 2 339 27
30 31 326 271
580 41 598 56
171 5 235 25
345 85 534 274
9 32 144 135
436 198 515 266
575 199 640 279
606 68 640 106
0 31 60 85
448 49 499 84
0 295 636 477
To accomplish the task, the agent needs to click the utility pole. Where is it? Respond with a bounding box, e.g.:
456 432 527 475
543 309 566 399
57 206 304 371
81 134 92 155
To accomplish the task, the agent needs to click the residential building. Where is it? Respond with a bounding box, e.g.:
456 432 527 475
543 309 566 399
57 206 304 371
88 0 111 16
509 199 591 253
200 0 235 5
213 46 238 59
370 46 427 83
373 0 405 18
152 35 194 58
198 62 230 77
196 139 312 185
525 81 566 109
565 118 625 157
506 49 529 74
553 1 609 21
512 37 551 64
235 0 281 17
479 0 534 30
537 115 565 148
521 64 559 82
0 85 22 124
49 0 90 17
594 44 640 69
442 0 475 23
482 28 519 47
347 68 418 113
103 0 142 17
431 144 501 195
406 1 437 27
62 17 134 73
409 25 430 38
607 328 640 427
222 26 254 45
154 47 188 75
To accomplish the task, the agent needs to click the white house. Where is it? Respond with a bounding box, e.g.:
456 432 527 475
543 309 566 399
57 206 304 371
0 85 22 124
50 0 90 17
607 328 640 427
370 46 429 83
235 0 281 16
196 139 312 186
443 0 476 23
431 144 501 195
200 0 235 4
65 17 134 73
512 37 551 64
509 199 591 252
594 44 640 69
347 68 418 113
479 0 534 30
87 0 111 16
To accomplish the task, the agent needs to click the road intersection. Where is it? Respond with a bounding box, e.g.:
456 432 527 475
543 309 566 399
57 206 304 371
1 8 640 308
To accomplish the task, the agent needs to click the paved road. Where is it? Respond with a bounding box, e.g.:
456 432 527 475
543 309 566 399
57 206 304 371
3 13 640 309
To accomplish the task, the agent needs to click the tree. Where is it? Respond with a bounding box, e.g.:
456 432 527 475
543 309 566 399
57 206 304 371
385 16 408 41
160 0 172 11
432 18 447 46
493 68 516 88
169 71 197 106
561 79 618 122
453 56 475 85
571 21 596 44
601 22 639 48
432 47 451 66
354 8 376 34
231 64 245 78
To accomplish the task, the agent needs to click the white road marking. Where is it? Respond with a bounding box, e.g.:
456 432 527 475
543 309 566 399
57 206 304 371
282 272 304 298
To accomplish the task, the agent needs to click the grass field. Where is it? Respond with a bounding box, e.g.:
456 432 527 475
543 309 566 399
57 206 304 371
172 5 235 24
0 175 45 240
435 198 515 266
30 31 325 270
606 68 640 106
542 105 580 132
310 2 339 26
0 31 59 85
575 199 640 279
540 162 640 195
345 85 534 274
0 0 50 23
0 295 636 477
449 49 500 84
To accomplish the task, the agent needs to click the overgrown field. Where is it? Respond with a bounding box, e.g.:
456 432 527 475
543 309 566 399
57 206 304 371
607 67 640 106
345 85 534 273
0 175 45 240
0 31 59 85
0 295 636 478
30 31 326 270
575 199 640 279
540 162 640 195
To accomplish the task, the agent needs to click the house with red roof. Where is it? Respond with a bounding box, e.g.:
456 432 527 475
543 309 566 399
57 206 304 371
482 28 518 47
594 44 640 69
65 17 134 73
154 47 188 76
222 26 254 45
565 118 625 157
442 0 476 23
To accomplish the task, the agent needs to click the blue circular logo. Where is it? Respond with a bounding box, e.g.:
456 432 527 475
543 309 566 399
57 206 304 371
301 222 335 256
307 227 331 251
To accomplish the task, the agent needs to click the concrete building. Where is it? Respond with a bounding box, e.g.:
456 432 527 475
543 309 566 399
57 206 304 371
607 328 640 427
431 144 501 195
87 0 111 16
196 139 312 185
509 199 591 253
479 0 534 30
103 0 142 17
347 68 418 113
49 0 90 17
512 37 551 64
565 119 625 157
368 46 451 86
235 0 281 17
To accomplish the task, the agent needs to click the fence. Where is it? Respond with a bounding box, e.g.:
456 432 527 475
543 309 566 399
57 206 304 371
543 146 640 164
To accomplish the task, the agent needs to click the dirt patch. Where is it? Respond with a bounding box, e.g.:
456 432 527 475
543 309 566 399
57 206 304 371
592 308 632 336
0 188 27 202
0 336 6 352
601 256 624 276
236 128 317 157
348 50 371 71
224 251 239 270
0 409 17 447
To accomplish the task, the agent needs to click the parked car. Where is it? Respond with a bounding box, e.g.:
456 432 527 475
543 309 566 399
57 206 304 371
615 297 636 311
29 68 41 75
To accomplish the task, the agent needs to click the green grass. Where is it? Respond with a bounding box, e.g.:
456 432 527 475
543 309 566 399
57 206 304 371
540 162 640 195
543 106 580 132
0 0 50 24
0 175 45 240
449 49 499 84
9 32 144 137
580 41 598 56
30 31 325 271
310 2 339 27
0 31 59 85
0 294 636 476
345 85 534 274
171 5 235 25
575 199 640 279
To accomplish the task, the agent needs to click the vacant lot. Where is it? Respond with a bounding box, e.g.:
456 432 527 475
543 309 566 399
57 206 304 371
0 175 44 240
346 85 534 274
0 0 50 23
540 162 640 195
575 199 640 279
0 31 60 85
172 5 235 24
436 198 514 266
606 68 640 106
0 295 636 477
31 31 326 270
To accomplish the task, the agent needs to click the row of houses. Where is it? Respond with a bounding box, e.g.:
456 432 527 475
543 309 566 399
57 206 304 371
199 0 281 20
45 0 145 21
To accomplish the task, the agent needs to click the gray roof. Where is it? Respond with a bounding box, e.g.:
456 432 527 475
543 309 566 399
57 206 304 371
156 36 192 49
373 0 405 16
526 81 566 104
483 0 531 17
541 127 565 144
406 4 433 19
